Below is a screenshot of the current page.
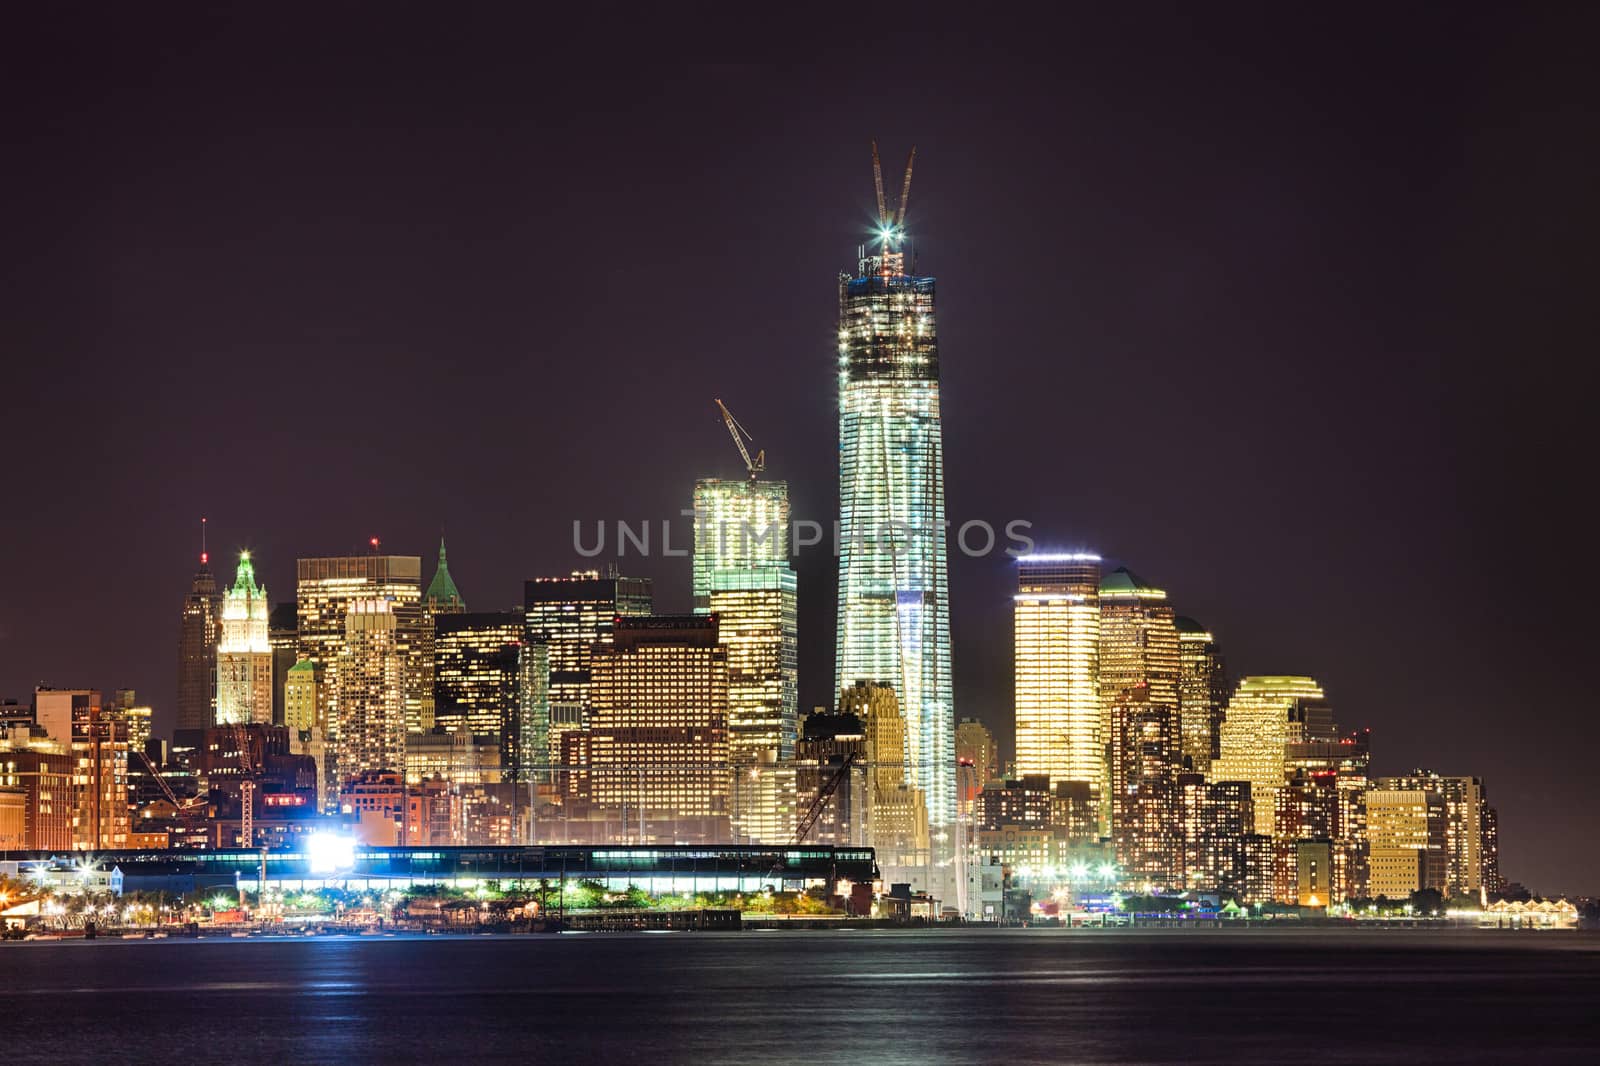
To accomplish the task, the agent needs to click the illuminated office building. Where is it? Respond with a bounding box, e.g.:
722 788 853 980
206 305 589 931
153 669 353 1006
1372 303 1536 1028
268 602 298 727
707 573 797 752
691 478 790 607
1377 770 1485 898
216 551 274 726
976 775 1052 832
332 600 407 781
587 616 729 841
1178 775 1256 896
1285 729 1372 900
1174 616 1228 773
0 738 75 850
113 689 153 755
1272 769 1342 902
1099 567 1182 887
283 659 329 809
834 164 955 833
1213 676 1336 836
297 553 425 734
517 640 551 778
732 751 797 845
1481 804 1502 893
405 729 499 786
524 569 652 762
1366 787 1447 898
955 716 997 815
284 660 321 735
838 681 931 874
418 538 466 733
693 477 798 771
1013 554 1102 798
35 687 130 850
176 544 223 741
433 611 529 779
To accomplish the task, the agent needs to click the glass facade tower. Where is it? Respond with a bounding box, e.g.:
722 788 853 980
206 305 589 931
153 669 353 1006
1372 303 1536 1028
523 570 653 759
1174 616 1228 774
835 232 955 831
692 478 797 763
1214 676 1336 836
1013 554 1103 792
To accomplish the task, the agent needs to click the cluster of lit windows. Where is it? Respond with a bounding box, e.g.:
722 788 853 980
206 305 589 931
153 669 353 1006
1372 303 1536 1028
707 580 797 762
588 630 731 819
296 557 426 735
836 377 953 826
524 575 652 717
1213 677 1330 837
433 613 523 754
1014 557 1102 793
331 603 407 778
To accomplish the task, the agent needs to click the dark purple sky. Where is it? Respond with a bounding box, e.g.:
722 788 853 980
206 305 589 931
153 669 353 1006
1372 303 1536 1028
3 8 1595 891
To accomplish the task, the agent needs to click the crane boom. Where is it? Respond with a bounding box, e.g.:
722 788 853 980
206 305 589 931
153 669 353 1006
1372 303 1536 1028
895 146 916 228
714 398 764 480
769 751 860 885
871 140 888 225
133 746 205 820
791 752 858 845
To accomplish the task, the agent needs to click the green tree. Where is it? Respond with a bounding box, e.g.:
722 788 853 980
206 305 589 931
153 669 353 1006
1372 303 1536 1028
1408 888 1444 916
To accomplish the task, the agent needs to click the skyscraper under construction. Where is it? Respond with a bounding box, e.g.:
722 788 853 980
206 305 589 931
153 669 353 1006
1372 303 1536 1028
834 144 955 833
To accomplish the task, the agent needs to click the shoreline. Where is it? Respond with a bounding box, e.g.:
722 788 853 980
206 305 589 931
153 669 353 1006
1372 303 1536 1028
6 923 1589 944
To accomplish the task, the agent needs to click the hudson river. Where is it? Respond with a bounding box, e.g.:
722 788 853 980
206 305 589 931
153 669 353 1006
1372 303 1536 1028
5 929 1597 1063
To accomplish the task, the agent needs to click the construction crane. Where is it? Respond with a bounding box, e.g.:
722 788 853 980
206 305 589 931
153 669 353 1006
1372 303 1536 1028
792 752 859 847
768 752 860 885
895 146 916 229
714 398 764 481
871 141 888 227
132 747 207 832
870 141 917 235
229 723 262 850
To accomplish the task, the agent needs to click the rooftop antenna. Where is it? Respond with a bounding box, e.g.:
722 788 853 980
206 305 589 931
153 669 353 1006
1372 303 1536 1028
200 516 209 566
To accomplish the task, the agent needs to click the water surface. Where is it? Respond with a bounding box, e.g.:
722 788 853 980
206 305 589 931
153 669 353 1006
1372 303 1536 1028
5 928 1596 1063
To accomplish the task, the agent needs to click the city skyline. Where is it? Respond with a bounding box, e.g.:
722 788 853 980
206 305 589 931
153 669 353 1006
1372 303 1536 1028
2 12 1594 895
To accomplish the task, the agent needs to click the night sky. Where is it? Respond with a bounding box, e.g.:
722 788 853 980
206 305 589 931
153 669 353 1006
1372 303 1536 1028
3 8 1595 890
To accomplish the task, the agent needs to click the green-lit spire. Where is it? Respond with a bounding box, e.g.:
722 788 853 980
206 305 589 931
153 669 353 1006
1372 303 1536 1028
426 537 464 611
230 550 265 599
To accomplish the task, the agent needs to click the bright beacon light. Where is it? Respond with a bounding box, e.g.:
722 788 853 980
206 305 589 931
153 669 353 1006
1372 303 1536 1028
307 832 356 875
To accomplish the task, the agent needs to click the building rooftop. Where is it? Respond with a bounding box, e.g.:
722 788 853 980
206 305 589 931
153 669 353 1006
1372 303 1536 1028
1099 566 1166 600
425 537 464 610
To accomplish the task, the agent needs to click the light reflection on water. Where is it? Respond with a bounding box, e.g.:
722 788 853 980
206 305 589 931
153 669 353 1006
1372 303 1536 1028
3 930 1597 1064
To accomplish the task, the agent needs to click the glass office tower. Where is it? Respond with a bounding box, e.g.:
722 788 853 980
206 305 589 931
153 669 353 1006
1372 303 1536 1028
835 226 954 831
693 477 797 760
1013 553 1103 793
